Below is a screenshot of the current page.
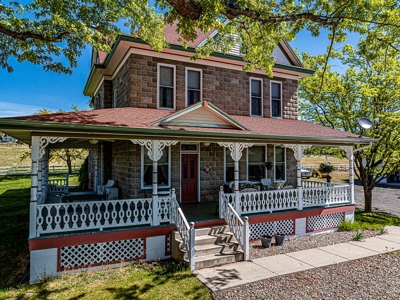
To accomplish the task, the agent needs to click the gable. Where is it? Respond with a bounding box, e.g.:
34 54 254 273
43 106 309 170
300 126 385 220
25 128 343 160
151 101 248 130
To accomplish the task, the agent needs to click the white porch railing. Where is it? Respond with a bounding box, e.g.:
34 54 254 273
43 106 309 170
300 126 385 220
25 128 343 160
219 189 249 260
48 175 69 194
36 197 159 235
220 182 351 216
238 189 299 214
170 189 195 271
302 184 350 208
302 180 345 188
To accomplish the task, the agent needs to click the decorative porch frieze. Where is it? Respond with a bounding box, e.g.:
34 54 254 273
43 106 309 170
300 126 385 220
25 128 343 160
217 142 254 161
131 140 178 161
283 144 312 161
39 137 67 159
338 146 354 160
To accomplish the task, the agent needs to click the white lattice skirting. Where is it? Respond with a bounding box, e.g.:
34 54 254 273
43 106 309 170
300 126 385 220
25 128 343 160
307 213 344 232
60 238 144 270
250 219 294 240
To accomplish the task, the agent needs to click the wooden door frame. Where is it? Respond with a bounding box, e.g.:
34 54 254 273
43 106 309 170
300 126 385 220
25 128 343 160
180 143 200 203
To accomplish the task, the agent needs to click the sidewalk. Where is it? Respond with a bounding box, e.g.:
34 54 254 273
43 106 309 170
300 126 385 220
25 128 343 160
195 226 400 292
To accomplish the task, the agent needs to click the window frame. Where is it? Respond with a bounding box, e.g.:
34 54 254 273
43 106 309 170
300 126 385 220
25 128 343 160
224 148 235 183
185 67 202 107
249 77 263 117
141 145 172 189
270 80 283 118
274 145 286 182
157 63 176 110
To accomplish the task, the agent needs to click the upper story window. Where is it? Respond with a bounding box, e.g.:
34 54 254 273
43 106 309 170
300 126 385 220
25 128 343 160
157 64 176 109
250 78 263 116
274 146 286 182
186 68 202 106
271 81 282 118
248 146 266 180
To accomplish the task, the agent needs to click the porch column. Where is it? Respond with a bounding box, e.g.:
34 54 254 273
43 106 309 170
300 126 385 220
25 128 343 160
29 136 40 238
131 140 178 226
284 144 312 211
218 142 253 214
37 159 43 203
340 146 355 204
93 149 99 193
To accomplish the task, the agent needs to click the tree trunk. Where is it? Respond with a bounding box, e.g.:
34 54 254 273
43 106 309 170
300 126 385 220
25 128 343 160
66 150 72 174
364 188 373 213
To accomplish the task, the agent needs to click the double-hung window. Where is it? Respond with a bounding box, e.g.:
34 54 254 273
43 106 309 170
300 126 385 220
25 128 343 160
271 81 282 118
248 146 266 180
158 64 176 109
274 146 286 181
224 149 235 182
142 146 170 188
250 78 263 116
186 68 202 106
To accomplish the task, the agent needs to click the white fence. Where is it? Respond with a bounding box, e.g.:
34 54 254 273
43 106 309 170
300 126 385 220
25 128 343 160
0 165 79 176
48 177 69 194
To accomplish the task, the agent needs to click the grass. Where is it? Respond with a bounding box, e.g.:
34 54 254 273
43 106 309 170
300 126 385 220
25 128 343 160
0 176 212 299
338 210 400 232
0 260 212 300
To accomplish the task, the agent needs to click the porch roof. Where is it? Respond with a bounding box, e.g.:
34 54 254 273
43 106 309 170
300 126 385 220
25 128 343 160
0 107 376 145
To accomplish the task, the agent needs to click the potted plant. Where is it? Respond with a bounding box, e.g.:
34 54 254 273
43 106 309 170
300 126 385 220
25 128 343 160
260 235 273 248
274 233 286 245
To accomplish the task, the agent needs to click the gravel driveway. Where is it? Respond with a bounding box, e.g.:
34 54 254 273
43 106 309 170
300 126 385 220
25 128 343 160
355 183 400 217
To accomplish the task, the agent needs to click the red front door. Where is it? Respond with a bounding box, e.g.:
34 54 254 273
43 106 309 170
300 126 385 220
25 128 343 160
181 154 198 203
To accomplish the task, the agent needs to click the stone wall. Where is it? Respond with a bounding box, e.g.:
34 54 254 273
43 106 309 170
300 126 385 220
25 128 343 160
96 53 298 119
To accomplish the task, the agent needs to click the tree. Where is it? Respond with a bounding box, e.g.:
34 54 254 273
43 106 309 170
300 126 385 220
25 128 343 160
20 106 89 174
1 1 400 75
299 44 400 213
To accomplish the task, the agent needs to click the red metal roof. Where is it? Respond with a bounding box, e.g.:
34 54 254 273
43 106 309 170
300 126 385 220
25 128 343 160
7 107 360 140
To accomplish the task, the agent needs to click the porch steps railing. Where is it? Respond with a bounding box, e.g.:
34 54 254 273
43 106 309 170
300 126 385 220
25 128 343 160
170 189 195 270
219 187 249 261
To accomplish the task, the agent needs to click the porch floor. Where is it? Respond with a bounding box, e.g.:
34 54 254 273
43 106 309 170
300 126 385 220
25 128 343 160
181 202 220 223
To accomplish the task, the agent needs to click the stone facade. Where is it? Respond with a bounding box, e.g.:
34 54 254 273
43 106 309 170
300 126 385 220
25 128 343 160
102 142 296 201
93 53 298 119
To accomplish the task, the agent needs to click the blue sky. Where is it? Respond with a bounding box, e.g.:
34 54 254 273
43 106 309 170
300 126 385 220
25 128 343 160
0 29 355 118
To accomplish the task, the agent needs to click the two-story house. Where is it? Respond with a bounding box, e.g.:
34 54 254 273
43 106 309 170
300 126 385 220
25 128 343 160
0 24 375 282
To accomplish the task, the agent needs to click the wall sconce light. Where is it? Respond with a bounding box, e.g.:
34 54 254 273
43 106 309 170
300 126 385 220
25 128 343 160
89 139 98 145
203 142 210 147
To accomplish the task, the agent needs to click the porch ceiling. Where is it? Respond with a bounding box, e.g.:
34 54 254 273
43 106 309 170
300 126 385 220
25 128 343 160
0 107 377 145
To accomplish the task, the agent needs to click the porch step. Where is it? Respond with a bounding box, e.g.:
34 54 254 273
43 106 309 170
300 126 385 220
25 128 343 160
171 225 244 270
184 252 244 269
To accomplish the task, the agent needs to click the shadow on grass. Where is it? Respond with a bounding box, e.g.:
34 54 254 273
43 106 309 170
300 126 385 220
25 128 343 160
14 280 72 300
355 209 400 226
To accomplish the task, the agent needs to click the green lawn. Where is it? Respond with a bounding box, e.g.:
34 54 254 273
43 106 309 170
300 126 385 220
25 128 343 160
0 175 212 300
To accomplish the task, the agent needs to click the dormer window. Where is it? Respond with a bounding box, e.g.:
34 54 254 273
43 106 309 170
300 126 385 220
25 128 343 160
186 68 202 106
157 63 176 109
271 81 282 118
250 78 263 116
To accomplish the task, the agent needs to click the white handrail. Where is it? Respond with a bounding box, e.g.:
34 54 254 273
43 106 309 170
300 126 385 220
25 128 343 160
169 189 195 271
219 187 249 260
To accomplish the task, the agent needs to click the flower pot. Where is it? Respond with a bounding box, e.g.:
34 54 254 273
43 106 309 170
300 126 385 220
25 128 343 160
260 235 273 248
274 233 286 245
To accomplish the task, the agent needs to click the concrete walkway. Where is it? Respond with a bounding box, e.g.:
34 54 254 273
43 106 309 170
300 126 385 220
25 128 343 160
195 226 400 292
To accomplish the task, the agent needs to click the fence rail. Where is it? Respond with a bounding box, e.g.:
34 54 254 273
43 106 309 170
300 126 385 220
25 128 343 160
0 165 79 176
